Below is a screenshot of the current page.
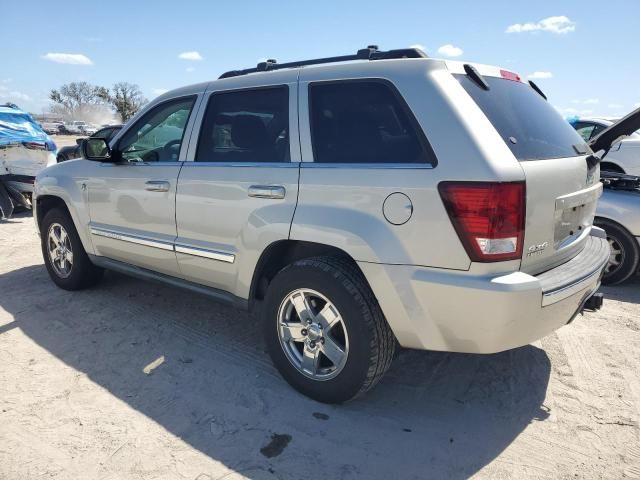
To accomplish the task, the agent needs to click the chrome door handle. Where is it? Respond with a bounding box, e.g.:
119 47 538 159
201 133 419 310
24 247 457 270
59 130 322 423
145 180 170 192
248 185 286 199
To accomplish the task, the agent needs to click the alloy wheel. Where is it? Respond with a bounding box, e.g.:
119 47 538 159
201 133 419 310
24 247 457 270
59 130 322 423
47 222 74 278
277 288 349 381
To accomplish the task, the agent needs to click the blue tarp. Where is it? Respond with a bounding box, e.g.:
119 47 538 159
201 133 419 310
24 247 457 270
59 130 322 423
0 106 57 151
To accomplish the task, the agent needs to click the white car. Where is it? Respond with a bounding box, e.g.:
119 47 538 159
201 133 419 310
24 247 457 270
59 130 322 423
65 121 89 135
570 116 640 174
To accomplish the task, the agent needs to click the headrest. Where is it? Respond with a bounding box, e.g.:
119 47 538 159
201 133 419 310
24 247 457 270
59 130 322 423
231 115 269 149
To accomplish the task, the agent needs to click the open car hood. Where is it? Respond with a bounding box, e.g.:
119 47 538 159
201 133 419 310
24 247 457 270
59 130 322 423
590 106 640 154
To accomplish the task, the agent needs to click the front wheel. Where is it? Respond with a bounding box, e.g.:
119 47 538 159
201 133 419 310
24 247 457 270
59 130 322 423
263 256 396 403
595 218 639 285
41 208 104 290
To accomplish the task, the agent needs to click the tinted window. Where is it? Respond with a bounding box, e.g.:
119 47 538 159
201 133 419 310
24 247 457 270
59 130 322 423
456 75 589 161
118 97 195 162
196 87 289 162
92 128 113 139
309 81 435 164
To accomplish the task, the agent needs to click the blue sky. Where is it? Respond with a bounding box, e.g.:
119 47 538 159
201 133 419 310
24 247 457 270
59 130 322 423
2 0 638 117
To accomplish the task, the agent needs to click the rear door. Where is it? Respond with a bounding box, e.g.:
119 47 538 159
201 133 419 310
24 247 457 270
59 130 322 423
175 74 300 297
456 68 602 274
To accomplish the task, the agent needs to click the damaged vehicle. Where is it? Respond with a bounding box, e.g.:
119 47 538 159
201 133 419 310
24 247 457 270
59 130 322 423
589 106 640 284
0 103 57 218
570 116 640 175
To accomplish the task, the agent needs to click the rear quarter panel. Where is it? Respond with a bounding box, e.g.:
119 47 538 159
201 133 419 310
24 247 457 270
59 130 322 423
292 59 524 269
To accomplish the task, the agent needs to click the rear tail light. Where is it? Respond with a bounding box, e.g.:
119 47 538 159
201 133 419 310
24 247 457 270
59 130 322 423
438 182 526 262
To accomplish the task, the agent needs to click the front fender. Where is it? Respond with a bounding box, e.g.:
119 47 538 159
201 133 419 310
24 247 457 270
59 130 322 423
35 162 94 254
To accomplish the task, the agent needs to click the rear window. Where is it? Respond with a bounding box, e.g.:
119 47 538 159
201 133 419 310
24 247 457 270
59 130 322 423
456 75 588 161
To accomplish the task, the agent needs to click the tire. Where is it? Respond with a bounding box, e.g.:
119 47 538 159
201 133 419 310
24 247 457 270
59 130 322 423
595 218 640 285
40 208 104 290
263 256 396 403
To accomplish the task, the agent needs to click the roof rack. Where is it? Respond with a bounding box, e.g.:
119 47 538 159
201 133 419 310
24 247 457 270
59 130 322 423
0 103 20 110
219 45 428 79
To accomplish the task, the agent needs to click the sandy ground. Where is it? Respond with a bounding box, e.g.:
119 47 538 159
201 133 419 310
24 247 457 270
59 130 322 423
50 134 84 150
1 213 639 480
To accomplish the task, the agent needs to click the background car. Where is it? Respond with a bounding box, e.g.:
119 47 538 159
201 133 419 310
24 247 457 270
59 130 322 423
56 124 122 162
595 172 640 284
569 116 640 174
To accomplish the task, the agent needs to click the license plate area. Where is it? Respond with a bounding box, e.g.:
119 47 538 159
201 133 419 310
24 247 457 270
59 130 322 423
553 183 602 249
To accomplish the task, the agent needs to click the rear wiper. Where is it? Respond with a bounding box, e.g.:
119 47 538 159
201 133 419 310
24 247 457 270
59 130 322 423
463 64 489 90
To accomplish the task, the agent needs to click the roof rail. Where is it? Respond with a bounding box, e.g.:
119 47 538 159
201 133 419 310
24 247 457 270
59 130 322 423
0 103 20 110
218 45 428 79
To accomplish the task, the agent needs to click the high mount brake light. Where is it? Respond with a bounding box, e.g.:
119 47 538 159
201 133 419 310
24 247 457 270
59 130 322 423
438 182 526 262
500 70 522 82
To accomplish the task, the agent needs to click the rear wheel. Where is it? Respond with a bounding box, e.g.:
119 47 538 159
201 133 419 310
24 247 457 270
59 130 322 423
263 256 396 403
41 208 104 290
595 218 639 285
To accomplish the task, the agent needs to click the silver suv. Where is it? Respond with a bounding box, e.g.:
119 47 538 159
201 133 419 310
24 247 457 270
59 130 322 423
34 46 613 403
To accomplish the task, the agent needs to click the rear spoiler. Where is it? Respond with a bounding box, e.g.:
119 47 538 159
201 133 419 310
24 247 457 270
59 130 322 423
590 106 640 154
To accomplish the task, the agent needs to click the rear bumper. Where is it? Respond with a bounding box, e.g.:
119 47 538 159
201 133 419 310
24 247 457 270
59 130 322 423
359 229 609 354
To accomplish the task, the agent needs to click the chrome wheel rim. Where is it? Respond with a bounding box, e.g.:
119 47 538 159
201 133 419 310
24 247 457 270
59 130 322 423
47 223 73 278
605 234 624 277
277 288 349 381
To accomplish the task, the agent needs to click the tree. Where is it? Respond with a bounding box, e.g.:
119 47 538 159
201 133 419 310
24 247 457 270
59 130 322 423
49 81 108 119
99 82 147 122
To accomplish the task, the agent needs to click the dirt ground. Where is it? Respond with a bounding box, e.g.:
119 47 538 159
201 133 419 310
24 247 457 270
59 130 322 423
50 134 85 149
1 213 639 480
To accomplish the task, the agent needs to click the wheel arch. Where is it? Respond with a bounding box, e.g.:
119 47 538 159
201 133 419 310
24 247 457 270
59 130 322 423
600 161 625 173
249 240 368 308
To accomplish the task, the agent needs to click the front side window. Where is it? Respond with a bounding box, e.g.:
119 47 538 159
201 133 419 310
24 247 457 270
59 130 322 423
196 87 289 162
118 97 195 162
309 80 435 164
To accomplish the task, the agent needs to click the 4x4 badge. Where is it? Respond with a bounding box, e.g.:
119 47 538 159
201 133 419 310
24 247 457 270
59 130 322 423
527 242 548 257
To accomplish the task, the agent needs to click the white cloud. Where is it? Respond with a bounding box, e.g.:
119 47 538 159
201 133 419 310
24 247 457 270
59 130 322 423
0 85 7 92
634 102 640 108
410 44 427 52
608 103 623 109
584 98 599 104
152 88 169 96
178 51 203 61
506 15 576 34
527 71 553 79
43 53 93 65
437 44 463 57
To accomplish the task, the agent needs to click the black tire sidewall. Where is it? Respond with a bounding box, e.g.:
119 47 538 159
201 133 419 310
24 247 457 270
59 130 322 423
263 260 377 403
41 209 100 290
596 219 639 285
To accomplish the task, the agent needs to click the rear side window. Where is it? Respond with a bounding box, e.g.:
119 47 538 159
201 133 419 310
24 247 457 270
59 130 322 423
309 80 436 165
456 75 589 161
196 86 289 162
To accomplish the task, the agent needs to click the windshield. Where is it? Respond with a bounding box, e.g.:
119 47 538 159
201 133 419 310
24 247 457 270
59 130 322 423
456 74 589 161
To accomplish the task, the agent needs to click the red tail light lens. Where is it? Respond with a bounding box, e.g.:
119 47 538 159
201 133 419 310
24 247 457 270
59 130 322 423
438 182 526 262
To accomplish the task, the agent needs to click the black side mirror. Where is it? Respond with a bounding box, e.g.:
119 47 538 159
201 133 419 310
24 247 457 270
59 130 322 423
83 137 114 161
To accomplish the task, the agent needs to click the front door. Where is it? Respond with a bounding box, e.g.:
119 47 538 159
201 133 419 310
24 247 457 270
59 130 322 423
87 95 198 276
175 75 300 298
